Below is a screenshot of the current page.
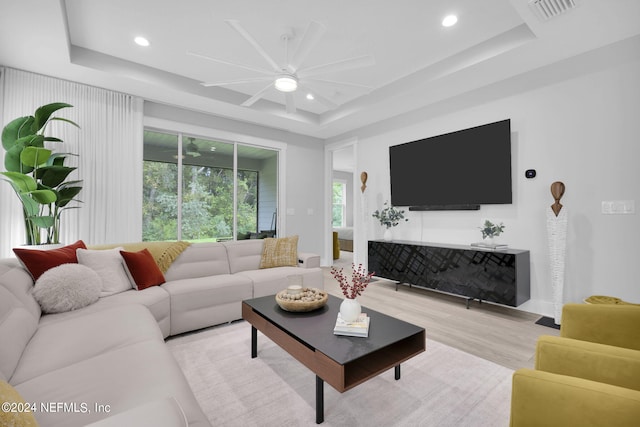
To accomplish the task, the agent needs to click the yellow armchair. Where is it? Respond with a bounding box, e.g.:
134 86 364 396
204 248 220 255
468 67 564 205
510 303 640 427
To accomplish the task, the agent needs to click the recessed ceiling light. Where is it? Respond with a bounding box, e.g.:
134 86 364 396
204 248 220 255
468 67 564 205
442 15 458 27
306 93 315 101
134 36 150 47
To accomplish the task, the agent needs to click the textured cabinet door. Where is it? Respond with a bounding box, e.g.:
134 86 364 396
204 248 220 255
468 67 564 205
368 240 530 307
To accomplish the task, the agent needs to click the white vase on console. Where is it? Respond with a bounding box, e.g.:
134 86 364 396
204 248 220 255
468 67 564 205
383 228 392 241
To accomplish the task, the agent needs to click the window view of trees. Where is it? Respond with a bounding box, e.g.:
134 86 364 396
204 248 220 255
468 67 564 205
143 161 178 241
143 161 258 242
332 181 346 227
142 131 269 243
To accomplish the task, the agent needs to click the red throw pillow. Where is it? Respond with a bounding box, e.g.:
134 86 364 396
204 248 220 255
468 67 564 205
13 240 87 281
120 248 166 290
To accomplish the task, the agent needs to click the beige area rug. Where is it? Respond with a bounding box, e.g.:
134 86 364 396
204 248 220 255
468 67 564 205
166 321 513 427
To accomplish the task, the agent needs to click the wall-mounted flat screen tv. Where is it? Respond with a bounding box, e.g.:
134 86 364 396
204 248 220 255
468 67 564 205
389 119 512 210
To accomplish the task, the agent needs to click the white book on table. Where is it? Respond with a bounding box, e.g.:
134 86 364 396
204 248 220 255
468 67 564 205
333 313 370 337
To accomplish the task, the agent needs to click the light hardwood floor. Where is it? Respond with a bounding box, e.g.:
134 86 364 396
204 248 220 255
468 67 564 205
326 251 559 371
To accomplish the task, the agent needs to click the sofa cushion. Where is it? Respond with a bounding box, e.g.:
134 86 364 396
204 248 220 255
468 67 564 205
120 248 166 290
13 240 87 280
77 247 132 296
37 286 172 338
162 274 253 335
164 243 231 281
223 240 264 274
13 338 209 427
11 305 164 385
0 380 38 427
33 264 102 314
236 266 324 298
0 259 41 319
259 235 299 269
0 285 39 382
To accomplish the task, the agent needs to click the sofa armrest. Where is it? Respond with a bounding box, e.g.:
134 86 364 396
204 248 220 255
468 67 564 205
85 397 188 427
298 252 320 269
510 368 640 427
535 335 640 391
561 303 640 350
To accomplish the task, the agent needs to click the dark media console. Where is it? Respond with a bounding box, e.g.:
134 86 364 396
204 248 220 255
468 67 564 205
368 240 530 308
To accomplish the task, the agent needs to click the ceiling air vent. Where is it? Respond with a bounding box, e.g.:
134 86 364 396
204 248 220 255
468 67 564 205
529 0 578 20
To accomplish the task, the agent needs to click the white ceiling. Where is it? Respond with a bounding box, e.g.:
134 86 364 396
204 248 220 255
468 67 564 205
0 0 639 139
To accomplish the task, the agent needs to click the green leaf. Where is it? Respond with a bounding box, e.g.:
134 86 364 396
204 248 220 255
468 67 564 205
20 147 52 169
16 134 45 148
29 189 57 204
1 116 33 150
20 193 40 216
4 144 25 172
55 185 82 208
47 152 76 167
30 215 54 228
0 171 37 192
38 165 75 188
56 179 83 188
32 103 73 133
50 117 80 129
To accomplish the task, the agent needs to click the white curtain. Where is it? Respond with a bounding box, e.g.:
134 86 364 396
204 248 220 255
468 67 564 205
0 68 143 258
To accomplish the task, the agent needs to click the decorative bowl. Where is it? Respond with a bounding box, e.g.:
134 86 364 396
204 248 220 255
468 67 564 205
275 287 328 312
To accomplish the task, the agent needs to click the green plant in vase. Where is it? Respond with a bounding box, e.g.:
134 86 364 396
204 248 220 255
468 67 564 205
479 220 505 243
373 201 408 241
1 103 82 245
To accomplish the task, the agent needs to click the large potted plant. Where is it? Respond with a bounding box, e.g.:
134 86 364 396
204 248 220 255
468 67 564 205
1 102 82 245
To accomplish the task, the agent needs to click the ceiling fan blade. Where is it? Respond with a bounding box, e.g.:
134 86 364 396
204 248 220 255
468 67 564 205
201 77 273 87
241 82 273 107
298 54 375 78
288 21 326 72
226 20 281 72
298 83 338 110
302 77 373 91
285 93 296 114
187 51 274 75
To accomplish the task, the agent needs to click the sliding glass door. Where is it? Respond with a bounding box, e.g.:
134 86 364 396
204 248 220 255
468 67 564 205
142 130 278 242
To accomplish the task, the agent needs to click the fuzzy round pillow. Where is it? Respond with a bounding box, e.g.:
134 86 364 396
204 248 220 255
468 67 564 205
33 263 102 314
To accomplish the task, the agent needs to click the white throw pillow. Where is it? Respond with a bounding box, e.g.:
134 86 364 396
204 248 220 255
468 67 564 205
77 247 133 296
33 264 101 314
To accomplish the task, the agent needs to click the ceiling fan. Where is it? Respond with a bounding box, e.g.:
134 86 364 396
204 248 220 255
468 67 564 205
164 137 202 159
188 20 375 113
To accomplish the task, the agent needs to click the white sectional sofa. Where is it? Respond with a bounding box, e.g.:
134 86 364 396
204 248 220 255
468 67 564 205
0 239 323 427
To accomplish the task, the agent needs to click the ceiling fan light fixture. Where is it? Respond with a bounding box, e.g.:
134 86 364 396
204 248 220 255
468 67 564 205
274 74 298 92
185 140 201 157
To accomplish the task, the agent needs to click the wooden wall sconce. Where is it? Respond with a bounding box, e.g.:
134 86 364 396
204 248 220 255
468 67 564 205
360 172 368 193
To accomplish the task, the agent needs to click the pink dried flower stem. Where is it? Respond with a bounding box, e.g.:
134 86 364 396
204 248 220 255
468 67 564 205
330 263 375 299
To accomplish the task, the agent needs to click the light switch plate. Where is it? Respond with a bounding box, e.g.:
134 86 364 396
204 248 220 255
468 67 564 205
602 200 635 214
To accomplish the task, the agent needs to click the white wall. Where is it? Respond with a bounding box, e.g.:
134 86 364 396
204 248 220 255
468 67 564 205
351 57 640 316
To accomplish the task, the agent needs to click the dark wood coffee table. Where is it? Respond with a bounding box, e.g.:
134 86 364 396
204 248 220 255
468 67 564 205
242 294 426 424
